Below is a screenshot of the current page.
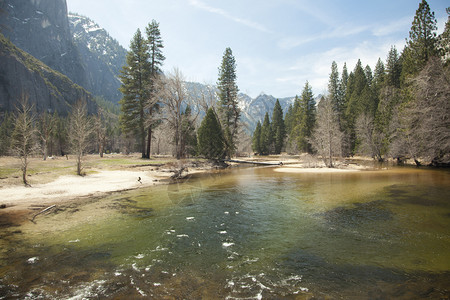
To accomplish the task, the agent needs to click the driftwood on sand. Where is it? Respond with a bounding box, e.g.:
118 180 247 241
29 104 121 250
30 205 56 222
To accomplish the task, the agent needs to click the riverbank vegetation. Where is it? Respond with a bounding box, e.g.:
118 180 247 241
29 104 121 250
252 1 449 167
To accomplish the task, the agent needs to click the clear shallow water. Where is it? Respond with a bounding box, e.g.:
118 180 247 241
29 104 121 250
1 166 449 299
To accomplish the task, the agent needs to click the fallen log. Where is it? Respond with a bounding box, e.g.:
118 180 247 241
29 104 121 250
223 159 282 166
30 205 56 222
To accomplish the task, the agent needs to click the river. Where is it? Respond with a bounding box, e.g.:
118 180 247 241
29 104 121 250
1 166 449 299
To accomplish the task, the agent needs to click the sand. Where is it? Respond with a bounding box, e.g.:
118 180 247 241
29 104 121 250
0 170 161 210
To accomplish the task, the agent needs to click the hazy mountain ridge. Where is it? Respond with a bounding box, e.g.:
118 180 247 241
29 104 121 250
69 13 127 74
69 13 127 101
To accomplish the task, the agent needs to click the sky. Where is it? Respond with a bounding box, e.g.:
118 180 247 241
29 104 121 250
67 0 449 98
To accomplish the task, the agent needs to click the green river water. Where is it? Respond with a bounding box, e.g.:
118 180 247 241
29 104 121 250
0 166 449 299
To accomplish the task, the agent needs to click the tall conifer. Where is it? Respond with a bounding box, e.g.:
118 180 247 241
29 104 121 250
217 47 240 158
271 99 285 154
119 29 150 158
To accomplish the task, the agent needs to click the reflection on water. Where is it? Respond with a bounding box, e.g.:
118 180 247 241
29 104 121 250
1 167 449 298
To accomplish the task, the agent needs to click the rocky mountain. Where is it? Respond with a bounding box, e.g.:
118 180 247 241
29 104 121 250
184 82 297 132
0 0 125 107
0 33 95 114
0 0 88 90
68 13 127 103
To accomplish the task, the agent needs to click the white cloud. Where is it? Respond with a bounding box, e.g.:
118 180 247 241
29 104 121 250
372 16 411 37
278 23 369 50
188 0 273 34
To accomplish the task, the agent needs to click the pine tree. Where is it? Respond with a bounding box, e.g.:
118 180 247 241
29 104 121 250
145 20 165 158
119 29 150 158
328 61 340 113
180 105 197 158
292 82 316 153
338 63 349 129
373 58 386 94
0 112 15 156
259 112 272 155
217 47 240 158
197 108 225 160
402 0 438 77
438 8 450 64
345 60 372 154
271 99 285 154
385 46 402 88
252 121 262 154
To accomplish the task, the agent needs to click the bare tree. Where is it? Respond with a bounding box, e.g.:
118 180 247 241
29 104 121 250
93 108 107 158
69 100 92 176
38 111 55 160
190 82 218 115
309 96 343 167
391 57 450 165
159 68 187 159
355 113 385 162
152 121 173 155
11 95 38 186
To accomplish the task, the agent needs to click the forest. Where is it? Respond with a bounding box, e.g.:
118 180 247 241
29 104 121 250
253 1 449 167
0 0 449 177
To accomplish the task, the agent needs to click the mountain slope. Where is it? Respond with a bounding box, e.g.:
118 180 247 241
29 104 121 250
0 0 88 90
69 13 127 103
0 33 95 114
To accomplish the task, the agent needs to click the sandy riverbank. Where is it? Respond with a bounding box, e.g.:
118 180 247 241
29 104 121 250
0 154 370 223
0 170 162 209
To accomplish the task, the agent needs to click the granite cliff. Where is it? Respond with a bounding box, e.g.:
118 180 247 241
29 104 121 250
0 33 95 114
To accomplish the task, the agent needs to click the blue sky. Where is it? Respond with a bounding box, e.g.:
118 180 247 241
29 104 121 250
67 0 448 98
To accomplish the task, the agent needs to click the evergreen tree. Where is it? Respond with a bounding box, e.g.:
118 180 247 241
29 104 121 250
373 58 386 97
217 47 240 158
328 61 340 113
385 46 402 88
119 29 150 158
180 105 197 158
402 0 438 77
0 112 15 155
438 8 450 65
284 103 294 135
259 112 272 155
364 65 373 87
53 112 69 156
271 99 285 154
145 20 165 158
338 63 349 129
197 108 225 159
345 60 373 154
252 121 262 154
292 82 316 153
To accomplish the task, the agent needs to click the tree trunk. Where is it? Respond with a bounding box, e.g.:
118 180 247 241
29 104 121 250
22 158 28 186
43 142 47 161
77 154 82 176
141 129 146 159
328 131 333 168
146 127 152 159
